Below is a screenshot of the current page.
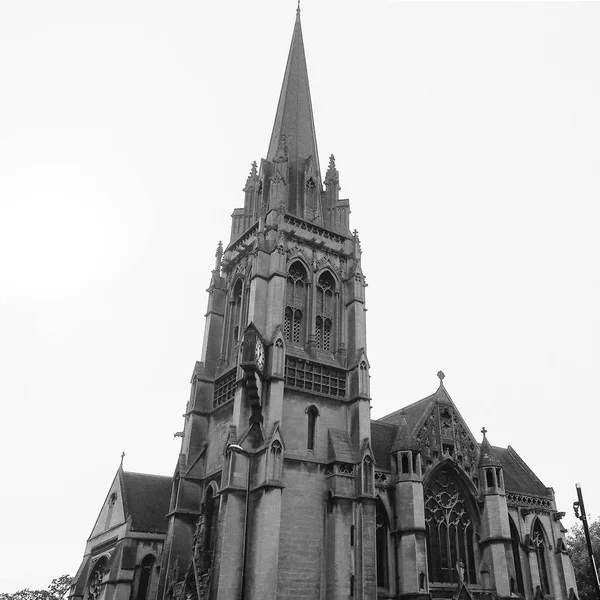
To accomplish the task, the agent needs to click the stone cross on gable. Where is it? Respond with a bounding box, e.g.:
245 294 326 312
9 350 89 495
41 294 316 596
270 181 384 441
481 427 487 437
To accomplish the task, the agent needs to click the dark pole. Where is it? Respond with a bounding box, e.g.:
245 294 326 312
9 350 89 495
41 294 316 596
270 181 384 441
575 483 600 600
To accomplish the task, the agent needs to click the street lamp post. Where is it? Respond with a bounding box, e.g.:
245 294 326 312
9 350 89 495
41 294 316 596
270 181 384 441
574 483 600 600
228 443 251 600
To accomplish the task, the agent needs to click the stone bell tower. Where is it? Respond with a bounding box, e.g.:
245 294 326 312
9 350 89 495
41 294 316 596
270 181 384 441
158 7 374 600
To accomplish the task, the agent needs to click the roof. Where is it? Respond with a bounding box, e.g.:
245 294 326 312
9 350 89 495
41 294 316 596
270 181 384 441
370 421 395 470
494 445 551 497
371 382 551 498
121 471 172 533
328 429 356 463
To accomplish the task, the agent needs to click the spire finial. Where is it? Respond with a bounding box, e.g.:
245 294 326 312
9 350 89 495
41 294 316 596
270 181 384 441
297 0 301 17
437 370 445 383
120 452 125 469
481 426 487 437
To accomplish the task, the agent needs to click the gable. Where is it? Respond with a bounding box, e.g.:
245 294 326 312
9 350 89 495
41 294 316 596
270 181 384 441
88 472 126 540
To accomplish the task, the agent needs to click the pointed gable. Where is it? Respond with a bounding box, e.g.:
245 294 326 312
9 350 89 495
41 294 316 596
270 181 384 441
88 470 125 540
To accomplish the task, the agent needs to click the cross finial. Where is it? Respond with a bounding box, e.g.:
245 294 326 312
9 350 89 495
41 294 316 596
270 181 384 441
481 427 487 437
437 370 445 382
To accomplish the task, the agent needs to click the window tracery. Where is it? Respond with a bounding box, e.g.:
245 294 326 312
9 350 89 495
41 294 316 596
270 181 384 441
315 271 335 351
425 466 477 584
284 263 307 344
270 440 283 480
88 557 108 600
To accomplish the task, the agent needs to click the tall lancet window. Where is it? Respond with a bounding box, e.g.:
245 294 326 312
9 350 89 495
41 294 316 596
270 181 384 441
425 466 477 584
532 520 550 594
376 499 390 589
284 262 307 345
228 279 243 358
315 271 335 351
509 518 525 595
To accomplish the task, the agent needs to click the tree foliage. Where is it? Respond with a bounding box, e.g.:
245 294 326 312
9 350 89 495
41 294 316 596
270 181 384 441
0 576 72 600
567 519 600 600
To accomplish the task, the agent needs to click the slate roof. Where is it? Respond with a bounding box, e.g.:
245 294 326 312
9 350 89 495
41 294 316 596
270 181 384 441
328 429 357 463
370 421 395 470
494 445 550 497
371 384 551 498
121 471 172 533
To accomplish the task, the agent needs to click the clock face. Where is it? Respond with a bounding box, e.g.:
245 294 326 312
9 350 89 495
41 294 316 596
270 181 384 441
254 338 265 371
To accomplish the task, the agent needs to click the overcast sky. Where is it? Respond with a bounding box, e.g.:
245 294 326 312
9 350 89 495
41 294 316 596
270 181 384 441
1 0 599 591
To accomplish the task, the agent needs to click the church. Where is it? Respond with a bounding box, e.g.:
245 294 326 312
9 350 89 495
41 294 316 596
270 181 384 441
69 9 578 600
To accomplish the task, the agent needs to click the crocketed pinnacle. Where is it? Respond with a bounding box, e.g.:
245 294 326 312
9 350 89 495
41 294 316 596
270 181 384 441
267 8 321 202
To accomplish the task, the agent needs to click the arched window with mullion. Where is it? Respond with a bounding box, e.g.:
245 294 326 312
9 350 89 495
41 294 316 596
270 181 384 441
425 465 477 585
315 271 335 351
284 262 307 345
532 520 550 594
227 279 243 360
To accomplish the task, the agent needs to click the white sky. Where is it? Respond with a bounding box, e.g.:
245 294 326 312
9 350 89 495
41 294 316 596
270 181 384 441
1 0 599 591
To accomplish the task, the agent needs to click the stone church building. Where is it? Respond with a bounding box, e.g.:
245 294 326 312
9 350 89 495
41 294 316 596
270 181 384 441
70 9 578 600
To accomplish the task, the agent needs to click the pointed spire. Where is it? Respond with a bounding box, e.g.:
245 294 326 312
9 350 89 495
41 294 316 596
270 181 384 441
391 415 420 453
478 427 501 467
267 8 321 212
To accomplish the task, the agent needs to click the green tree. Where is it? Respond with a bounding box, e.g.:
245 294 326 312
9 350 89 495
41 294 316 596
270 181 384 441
0 576 72 600
567 519 600 600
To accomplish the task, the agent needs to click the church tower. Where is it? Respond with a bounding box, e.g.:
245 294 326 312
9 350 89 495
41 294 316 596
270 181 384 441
158 8 373 600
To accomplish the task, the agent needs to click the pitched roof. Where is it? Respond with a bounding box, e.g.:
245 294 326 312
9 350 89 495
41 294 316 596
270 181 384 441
121 471 172 533
494 445 550 497
370 421 395 470
328 429 356 464
371 383 550 498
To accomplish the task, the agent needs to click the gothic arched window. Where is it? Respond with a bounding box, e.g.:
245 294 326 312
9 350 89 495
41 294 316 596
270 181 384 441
307 405 318 451
105 492 117 529
137 554 155 600
203 486 220 564
270 440 283 480
228 279 243 358
315 271 335 351
88 556 108 600
376 499 390 589
425 466 477 584
509 518 525 595
362 456 374 495
532 520 550 594
284 262 307 345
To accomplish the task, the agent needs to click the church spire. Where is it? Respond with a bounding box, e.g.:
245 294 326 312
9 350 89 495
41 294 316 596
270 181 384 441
267 7 321 213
